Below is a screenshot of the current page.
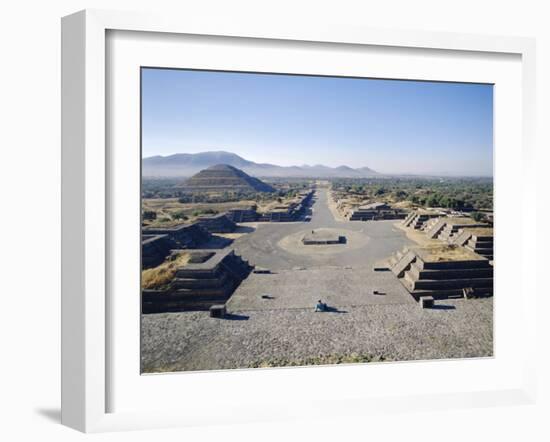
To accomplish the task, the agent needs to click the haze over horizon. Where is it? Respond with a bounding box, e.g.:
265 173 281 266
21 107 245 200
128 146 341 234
142 68 494 177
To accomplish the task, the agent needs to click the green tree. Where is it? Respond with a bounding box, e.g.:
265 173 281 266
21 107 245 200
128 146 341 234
471 212 485 222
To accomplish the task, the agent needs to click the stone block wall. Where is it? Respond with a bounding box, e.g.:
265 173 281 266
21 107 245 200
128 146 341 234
142 249 253 313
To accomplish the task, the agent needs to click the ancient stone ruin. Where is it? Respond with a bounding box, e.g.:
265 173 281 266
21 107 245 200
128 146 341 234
141 223 212 269
196 213 237 233
387 244 493 300
302 230 346 245
451 227 494 260
257 190 314 222
225 207 258 223
424 217 486 241
177 164 275 193
401 210 443 230
348 202 407 221
141 234 172 268
142 249 253 313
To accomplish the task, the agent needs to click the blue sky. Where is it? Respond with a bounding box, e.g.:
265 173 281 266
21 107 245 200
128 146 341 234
142 68 493 176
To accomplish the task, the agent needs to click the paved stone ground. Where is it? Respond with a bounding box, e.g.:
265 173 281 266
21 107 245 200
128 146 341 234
141 298 493 372
227 267 414 311
141 188 493 372
278 227 370 256
231 189 414 270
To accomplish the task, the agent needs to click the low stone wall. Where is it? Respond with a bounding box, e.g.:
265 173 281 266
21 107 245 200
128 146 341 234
258 190 314 222
197 213 237 233
141 234 172 269
144 222 212 248
302 231 345 245
349 209 407 221
226 208 258 223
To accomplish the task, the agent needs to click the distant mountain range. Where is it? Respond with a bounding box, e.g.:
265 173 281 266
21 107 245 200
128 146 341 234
142 151 380 178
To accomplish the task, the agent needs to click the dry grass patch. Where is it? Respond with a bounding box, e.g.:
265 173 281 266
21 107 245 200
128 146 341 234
415 244 484 262
461 227 494 236
142 252 191 290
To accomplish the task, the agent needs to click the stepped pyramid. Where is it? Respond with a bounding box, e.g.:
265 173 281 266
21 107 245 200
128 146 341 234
178 164 275 193
424 217 486 241
452 227 494 260
142 249 253 313
387 244 493 300
402 210 442 230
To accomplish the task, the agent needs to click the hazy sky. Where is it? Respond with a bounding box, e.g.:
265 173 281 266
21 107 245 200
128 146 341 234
142 68 493 176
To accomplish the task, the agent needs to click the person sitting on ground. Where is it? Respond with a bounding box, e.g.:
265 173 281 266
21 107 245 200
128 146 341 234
315 299 327 312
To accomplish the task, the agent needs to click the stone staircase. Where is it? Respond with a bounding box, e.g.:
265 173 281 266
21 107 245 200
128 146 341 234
402 211 442 230
424 218 449 239
424 217 487 242
142 249 253 313
387 245 493 300
458 228 494 260
422 217 441 232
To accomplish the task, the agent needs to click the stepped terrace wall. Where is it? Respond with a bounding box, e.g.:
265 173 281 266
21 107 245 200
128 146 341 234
453 227 494 260
143 222 212 249
402 210 443 230
387 244 493 300
347 202 407 221
258 190 314 222
196 213 236 233
226 207 258 223
424 217 487 241
142 234 172 269
142 249 253 313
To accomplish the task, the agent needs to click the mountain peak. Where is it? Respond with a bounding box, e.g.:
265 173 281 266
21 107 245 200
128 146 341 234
206 163 240 171
142 151 379 178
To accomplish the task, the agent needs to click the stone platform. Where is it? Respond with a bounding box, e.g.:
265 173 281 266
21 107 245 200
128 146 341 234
302 230 346 245
388 244 493 300
227 266 414 311
142 249 253 313
402 210 443 230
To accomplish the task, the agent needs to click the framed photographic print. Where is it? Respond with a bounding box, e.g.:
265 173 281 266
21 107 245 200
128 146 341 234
61 9 537 432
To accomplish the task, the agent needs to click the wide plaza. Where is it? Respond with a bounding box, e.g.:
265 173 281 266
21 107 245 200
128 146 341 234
141 187 493 372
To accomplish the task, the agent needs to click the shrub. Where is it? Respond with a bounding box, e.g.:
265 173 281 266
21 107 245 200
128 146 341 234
142 210 157 221
172 211 188 220
471 212 485 222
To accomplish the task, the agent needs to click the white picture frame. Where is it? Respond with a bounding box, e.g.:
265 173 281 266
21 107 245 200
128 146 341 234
61 9 537 433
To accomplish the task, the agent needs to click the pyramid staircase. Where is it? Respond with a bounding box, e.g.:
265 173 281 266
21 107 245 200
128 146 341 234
453 228 494 260
424 217 487 242
387 245 493 300
437 221 487 242
422 217 442 232
142 249 253 313
402 211 442 230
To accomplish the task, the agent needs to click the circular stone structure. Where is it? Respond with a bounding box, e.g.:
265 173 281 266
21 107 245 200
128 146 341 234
277 227 369 256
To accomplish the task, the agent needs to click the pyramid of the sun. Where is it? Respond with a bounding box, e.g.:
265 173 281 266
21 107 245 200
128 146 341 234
178 164 275 193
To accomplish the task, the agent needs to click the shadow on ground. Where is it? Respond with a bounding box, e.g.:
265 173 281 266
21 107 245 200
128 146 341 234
35 408 61 423
224 313 250 320
322 306 348 314
430 304 456 310
235 225 255 233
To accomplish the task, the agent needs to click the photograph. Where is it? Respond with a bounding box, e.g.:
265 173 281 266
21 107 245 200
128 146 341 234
140 68 494 373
